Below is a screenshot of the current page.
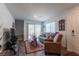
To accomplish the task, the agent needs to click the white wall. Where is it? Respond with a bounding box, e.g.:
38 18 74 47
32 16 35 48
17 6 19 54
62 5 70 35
0 3 14 51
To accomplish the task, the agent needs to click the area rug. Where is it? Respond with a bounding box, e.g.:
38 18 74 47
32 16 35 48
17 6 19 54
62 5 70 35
25 41 44 54
0 50 15 56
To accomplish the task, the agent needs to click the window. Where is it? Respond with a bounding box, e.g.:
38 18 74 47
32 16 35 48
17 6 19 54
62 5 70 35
45 22 55 33
35 25 41 38
28 24 41 41
28 24 34 40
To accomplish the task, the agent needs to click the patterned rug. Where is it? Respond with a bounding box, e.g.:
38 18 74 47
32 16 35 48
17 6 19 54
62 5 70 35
25 41 44 54
0 50 15 56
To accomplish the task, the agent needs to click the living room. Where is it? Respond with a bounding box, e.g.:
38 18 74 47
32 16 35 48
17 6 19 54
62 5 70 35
0 3 79 56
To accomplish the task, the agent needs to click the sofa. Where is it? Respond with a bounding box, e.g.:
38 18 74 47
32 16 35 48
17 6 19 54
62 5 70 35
38 33 55 43
44 33 63 55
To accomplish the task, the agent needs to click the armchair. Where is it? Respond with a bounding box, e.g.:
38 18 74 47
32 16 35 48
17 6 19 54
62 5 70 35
44 34 63 55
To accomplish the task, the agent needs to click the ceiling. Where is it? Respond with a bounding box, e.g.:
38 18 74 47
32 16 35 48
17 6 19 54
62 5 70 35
5 3 78 22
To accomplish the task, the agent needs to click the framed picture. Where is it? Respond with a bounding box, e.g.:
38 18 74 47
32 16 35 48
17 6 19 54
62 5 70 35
59 19 65 31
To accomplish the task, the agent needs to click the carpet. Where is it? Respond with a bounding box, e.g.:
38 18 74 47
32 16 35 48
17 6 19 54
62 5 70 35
0 50 15 56
25 41 44 54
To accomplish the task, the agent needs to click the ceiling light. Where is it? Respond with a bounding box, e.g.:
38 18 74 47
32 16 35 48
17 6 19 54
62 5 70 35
33 15 38 18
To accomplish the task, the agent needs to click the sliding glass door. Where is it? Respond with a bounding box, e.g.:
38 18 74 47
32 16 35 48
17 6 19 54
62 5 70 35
28 24 41 41
35 25 41 41
28 24 34 40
